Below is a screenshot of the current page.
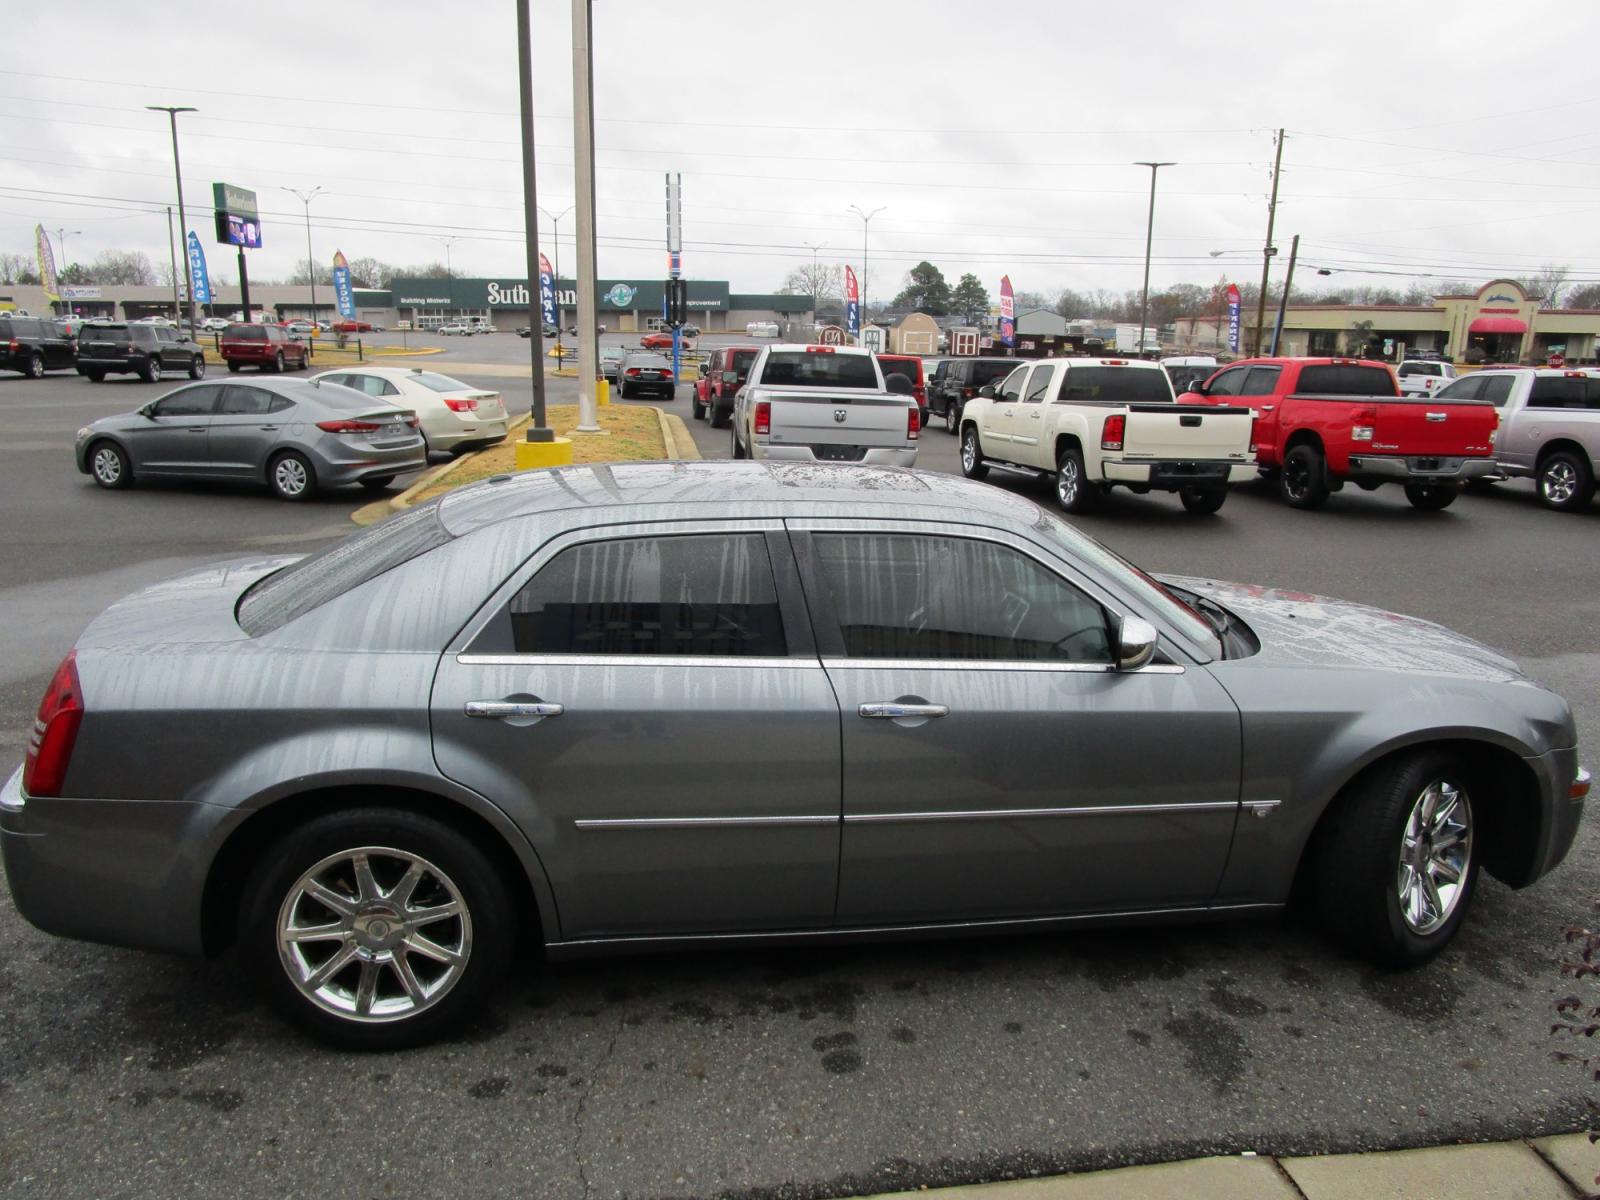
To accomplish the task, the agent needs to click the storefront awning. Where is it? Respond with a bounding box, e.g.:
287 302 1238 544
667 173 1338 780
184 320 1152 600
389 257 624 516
1469 316 1527 334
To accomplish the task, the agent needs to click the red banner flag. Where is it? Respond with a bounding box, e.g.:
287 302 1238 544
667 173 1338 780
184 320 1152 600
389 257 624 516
999 274 1015 347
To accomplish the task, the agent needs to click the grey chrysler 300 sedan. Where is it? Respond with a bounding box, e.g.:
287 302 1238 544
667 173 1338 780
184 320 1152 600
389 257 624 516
3 463 1588 1048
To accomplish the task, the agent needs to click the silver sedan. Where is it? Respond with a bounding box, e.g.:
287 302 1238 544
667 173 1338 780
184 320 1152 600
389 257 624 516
2 463 1587 1048
73 377 428 500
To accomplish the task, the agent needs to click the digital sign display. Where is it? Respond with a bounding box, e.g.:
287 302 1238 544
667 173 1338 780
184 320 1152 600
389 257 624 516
212 181 262 248
221 214 262 248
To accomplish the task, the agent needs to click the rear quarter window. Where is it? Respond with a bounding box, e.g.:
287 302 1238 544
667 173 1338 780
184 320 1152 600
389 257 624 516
1296 365 1397 396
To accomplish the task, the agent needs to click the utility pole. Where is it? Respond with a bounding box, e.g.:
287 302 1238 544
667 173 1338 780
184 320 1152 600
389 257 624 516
517 0 556 445
1252 128 1285 356
280 187 324 323
1135 161 1174 358
147 105 198 337
570 0 601 432
1269 233 1300 356
847 205 886 324
166 207 181 325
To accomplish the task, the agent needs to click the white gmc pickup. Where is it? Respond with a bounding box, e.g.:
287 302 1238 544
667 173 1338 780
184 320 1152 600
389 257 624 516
958 357 1257 514
730 343 920 466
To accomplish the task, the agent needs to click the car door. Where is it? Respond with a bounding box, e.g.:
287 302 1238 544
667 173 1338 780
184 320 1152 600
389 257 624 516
1010 363 1057 464
124 384 223 474
791 519 1242 926
981 363 1029 450
430 522 844 941
209 384 285 477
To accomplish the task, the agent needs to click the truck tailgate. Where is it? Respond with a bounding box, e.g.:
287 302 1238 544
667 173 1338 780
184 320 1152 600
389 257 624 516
1123 404 1254 460
767 393 913 448
1372 399 1497 457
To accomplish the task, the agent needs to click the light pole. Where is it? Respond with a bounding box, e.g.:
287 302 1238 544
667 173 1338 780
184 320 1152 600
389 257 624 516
280 186 324 323
1134 161 1174 358
802 240 827 310
846 205 886 322
540 205 573 347
436 236 458 280
147 104 197 336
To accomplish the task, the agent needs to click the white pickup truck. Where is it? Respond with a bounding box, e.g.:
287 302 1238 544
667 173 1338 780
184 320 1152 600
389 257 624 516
958 357 1257 514
730 343 920 466
1396 358 1458 397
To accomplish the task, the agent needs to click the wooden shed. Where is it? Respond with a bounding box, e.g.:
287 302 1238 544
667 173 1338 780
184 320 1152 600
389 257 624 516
889 312 940 355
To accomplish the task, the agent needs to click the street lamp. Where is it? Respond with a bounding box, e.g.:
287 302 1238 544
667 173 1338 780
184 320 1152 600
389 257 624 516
1134 162 1174 358
846 205 886 321
436 236 459 280
539 205 573 344
279 186 324 323
146 104 197 335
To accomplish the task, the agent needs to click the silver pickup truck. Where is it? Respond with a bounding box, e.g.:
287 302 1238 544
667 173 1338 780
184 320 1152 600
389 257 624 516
730 343 919 466
1435 366 1600 511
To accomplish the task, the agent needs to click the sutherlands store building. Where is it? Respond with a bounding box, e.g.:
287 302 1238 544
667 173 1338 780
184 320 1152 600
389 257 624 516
1174 279 1600 364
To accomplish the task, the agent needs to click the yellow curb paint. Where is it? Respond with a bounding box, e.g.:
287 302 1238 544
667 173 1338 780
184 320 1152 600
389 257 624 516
514 437 575 469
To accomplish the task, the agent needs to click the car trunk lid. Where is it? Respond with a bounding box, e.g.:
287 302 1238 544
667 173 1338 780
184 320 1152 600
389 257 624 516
764 390 915 448
1368 398 1498 457
75 556 297 651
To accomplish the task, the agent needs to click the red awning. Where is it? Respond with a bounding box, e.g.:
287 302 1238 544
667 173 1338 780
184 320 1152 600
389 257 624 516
1469 316 1527 334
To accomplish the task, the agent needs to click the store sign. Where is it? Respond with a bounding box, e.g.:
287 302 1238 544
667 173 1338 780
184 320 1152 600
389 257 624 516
603 283 638 307
396 293 452 306
486 282 533 306
212 182 263 248
60 285 101 300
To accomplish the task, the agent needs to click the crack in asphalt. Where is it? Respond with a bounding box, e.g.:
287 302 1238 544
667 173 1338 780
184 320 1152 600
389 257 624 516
572 1019 621 1199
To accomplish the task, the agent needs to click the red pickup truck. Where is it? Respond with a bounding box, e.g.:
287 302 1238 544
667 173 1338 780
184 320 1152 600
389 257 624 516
1181 357 1499 510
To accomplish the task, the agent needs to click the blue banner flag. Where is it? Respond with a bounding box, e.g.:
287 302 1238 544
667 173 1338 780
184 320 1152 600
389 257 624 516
332 251 356 318
538 253 557 329
186 231 211 305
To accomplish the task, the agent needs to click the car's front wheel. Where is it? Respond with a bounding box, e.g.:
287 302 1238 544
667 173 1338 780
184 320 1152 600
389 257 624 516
360 475 397 492
240 807 516 1050
1309 749 1479 966
227 361 241 373
84 369 105 383
89 440 132 490
959 425 988 480
1536 449 1595 512
269 451 317 501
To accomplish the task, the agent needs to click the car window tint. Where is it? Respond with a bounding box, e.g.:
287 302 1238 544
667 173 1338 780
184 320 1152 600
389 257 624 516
973 360 1021 386
1477 375 1515 407
1205 367 1248 396
152 387 222 417
1297 365 1395 395
1587 380 1600 410
1435 375 1483 401
757 351 877 388
237 502 455 636
1059 367 1172 404
1529 376 1586 408
218 385 275 416
1241 367 1282 396
1023 364 1055 403
267 394 296 414
813 533 1111 664
508 534 785 657
997 366 1026 401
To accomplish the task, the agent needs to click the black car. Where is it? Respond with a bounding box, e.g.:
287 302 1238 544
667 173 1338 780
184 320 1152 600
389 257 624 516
0 315 77 378
76 323 206 384
929 356 1025 432
617 352 675 399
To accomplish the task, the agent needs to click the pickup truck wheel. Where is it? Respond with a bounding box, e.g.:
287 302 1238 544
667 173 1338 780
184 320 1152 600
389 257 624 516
959 426 988 480
1308 750 1478 966
1179 485 1227 515
1403 482 1458 511
1280 444 1331 510
1536 450 1595 512
1054 447 1098 513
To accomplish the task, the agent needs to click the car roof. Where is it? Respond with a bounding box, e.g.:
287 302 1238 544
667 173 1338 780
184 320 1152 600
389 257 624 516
436 461 1043 537
313 365 452 379
763 342 872 357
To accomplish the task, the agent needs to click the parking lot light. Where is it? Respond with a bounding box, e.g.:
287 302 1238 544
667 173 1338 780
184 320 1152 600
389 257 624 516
146 105 198 337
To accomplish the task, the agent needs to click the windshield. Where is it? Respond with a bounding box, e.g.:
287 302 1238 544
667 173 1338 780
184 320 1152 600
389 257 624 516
1059 367 1174 404
730 349 758 373
1031 509 1222 658
408 371 472 393
758 351 879 388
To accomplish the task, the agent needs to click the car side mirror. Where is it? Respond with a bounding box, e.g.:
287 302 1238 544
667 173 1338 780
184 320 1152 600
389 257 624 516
1114 615 1158 672
140 404 157 419
978 384 996 398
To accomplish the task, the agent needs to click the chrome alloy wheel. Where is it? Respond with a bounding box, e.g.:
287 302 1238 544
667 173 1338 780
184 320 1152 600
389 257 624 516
92 445 123 485
1395 778 1472 935
273 456 309 496
1056 456 1081 507
1542 459 1578 505
277 847 472 1023
961 429 977 472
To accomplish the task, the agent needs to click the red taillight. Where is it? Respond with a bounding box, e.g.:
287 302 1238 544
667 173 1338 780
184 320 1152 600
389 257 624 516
625 367 640 377
444 397 479 413
7 339 18 352
754 401 771 435
962 386 976 398
23 652 83 798
914 385 927 406
316 419 383 433
404 415 420 428
907 407 919 441
1102 414 1125 451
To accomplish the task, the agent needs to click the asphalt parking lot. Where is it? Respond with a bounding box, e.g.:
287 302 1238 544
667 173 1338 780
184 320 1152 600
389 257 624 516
2 341 1599 1199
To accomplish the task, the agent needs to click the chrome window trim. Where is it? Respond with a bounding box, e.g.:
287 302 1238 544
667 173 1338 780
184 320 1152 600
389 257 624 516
844 800 1237 824
457 653 818 670
822 658 1183 675
574 814 837 830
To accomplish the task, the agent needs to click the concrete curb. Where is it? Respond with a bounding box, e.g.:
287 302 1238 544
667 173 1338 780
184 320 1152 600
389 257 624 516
860 1135 1598 1199
658 409 701 460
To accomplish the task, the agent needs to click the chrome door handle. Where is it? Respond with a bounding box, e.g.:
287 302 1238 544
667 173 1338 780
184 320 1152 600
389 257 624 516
859 703 949 719
1259 405 1275 412
1426 412 1447 422
187 426 207 432
465 700 564 719
259 425 279 431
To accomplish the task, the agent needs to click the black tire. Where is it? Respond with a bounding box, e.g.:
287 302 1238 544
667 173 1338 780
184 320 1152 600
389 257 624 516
709 405 730 430
85 369 105 383
359 475 397 492
188 355 206 380
1536 449 1595 512
1179 485 1227 514
619 382 632 400
959 425 988 480
268 450 318 501
1308 750 1480 966
227 361 241 373
26 353 44 379
691 393 706 421
1054 446 1098 513
88 440 132 490
238 807 517 1050
273 351 286 374
139 356 161 384
1280 443 1330 510
731 425 747 459
1403 481 1458 511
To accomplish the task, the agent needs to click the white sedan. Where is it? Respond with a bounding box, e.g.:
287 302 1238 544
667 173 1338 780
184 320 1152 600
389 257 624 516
311 367 509 455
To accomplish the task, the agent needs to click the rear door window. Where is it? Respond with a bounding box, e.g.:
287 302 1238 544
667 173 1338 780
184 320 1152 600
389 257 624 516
1529 377 1586 408
1477 375 1515 407
218 385 275 416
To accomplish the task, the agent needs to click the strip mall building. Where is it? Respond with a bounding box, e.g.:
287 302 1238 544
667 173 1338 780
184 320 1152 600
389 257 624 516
1174 279 1600 364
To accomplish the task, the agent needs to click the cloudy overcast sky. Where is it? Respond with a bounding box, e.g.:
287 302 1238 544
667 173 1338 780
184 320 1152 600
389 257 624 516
5 0 1598 304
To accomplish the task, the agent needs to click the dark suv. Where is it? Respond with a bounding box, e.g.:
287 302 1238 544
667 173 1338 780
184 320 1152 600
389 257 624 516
929 356 1024 432
0 315 77 378
76 323 206 383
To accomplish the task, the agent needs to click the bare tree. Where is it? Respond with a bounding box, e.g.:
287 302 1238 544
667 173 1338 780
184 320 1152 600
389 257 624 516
0 251 30 284
781 260 842 303
346 256 394 288
88 250 156 286
287 258 335 286
1520 264 1570 309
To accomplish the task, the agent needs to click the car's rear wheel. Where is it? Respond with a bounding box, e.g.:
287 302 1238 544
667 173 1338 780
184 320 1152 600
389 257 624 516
269 450 317 501
240 807 515 1050
188 355 205 380
959 425 988 480
360 475 397 492
1309 750 1479 966
140 356 162 383
1179 484 1227 514
709 404 730 430
1403 481 1457 511
1536 450 1595 512
89 440 132 490
227 362 241 373
26 353 44 379
273 351 286 374
1055 446 1098 513
1280 443 1330 509
85 369 105 383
